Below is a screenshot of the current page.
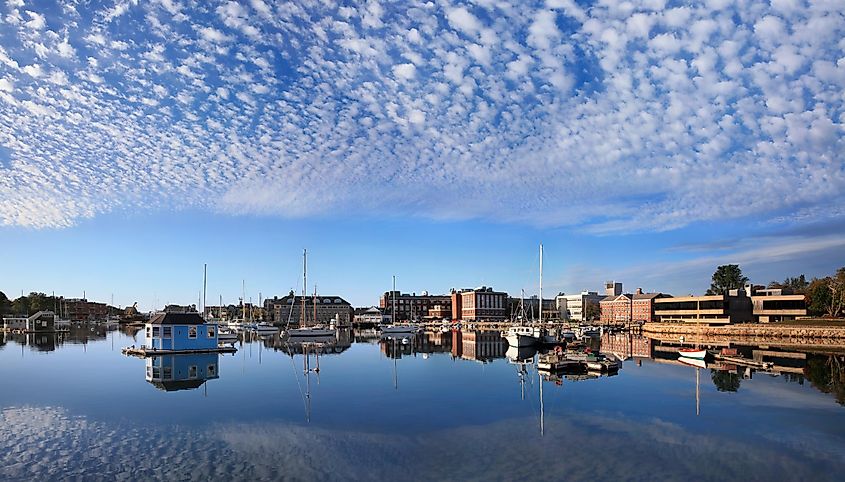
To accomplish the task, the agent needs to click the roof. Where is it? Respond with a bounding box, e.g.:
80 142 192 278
633 293 667 300
148 312 206 325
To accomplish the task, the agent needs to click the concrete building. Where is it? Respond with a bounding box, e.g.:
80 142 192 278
379 291 451 322
749 287 807 323
452 287 508 321
600 289 670 324
267 293 353 326
653 290 753 325
555 291 602 322
605 281 623 297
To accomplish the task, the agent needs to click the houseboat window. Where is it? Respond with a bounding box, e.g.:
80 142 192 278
146 366 152 379
207 326 216 338
152 367 161 379
163 326 172 338
152 326 160 337
188 326 197 339
188 365 197 379
146 326 151 338
207 364 217 377
163 366 172 380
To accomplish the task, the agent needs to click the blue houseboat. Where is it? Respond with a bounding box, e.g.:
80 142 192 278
144 312 218 352
145 353 220 391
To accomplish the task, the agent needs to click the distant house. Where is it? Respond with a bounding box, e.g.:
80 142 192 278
26 311 56 332
145 353 219 391
2 316 27 332
144 312 218 352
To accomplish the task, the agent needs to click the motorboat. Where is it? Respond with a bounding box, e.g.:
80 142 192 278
504 325 543 347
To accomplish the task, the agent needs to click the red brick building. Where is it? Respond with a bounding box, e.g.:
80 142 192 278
451 287 507 321
600 289 670 323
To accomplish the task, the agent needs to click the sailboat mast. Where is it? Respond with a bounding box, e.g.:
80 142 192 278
301 249 307 327
539 243 543 325
392 275 397 324
203 264 207 321
242 280 246 321
313 284 317 326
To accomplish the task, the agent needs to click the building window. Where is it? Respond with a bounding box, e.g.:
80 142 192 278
207 326 216 338
163 326 172 339
189 365 197 378
163 366 172 380
152 326 160 338
188 326 197 339
207 364 217 377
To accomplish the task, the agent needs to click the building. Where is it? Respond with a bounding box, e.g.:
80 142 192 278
653 290 753 325
555 291 603 322
452 287 508 321
428 304 451 320
750 286 807 323
605 281 623 297
144 312 218 351
353 307 384 325
379 291 451 322
508 296 557 321
26 311 56 332
600 332 652 359
600 289 670 324
267 292 353 326
145 353 219 391
2 316 27 332
61 298 108 321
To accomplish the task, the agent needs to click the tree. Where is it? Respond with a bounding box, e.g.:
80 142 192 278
782 274 809 294
706 264 749 295
11 296 30 316
711 370 741 392
0 291 10 316
826 268 845 318
585 302 600 321
807 277 832 317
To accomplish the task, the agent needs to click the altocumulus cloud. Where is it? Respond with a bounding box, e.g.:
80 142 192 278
0 0 842 229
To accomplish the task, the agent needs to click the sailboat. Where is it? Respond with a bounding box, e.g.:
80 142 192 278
505 244 545 347
287 249 334 338
678 323 707 359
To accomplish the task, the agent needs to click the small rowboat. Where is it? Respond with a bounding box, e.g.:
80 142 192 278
678 348 707 359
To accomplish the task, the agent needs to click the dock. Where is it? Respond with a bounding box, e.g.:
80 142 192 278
122 346 237 358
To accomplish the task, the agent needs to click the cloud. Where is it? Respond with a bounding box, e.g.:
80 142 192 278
0 0 841 232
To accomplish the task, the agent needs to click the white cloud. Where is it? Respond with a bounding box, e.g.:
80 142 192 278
392 63 416 81
198 27 232 43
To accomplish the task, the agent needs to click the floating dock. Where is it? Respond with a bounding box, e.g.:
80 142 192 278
122 346 237 358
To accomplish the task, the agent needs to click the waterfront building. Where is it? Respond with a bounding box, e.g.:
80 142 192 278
379 291 451 322
653 290 753 325
2 311 56 332
266 292 353 326
144 312 218 351
451 287 507 322
508 296 557 321
600 289 670 324
600 332 652 360
353 306 384 325
750 286 807 323
145 353 219 391
2 316 27 331
60 298 108 321
428 304 451 320
555 291 602 322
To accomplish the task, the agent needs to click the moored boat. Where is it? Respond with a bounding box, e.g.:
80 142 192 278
678 348 707 359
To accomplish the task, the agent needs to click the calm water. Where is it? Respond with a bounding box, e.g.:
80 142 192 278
1 327 844 481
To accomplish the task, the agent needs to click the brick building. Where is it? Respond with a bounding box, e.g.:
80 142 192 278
451 287 507 322
379 291 451 322
600 289 670 324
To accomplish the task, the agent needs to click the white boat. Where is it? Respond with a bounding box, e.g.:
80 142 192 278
380 325 419 335
287 326 335 337
218 329 238 344
678 348 707 359
678 356 706 369
253 322 278 332
504 325 543 347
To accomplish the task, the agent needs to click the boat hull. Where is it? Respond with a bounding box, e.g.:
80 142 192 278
380 326 418 335
505 334 539 347
677 349 707 359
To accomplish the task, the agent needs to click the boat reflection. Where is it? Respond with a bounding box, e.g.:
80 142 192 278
145 353 220 392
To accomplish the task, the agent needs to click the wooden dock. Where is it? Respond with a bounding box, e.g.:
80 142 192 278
122 346 237 358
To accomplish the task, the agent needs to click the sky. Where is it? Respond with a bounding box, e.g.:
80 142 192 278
0 0 843 309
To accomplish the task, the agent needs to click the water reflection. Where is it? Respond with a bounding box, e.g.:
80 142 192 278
145 353 220 392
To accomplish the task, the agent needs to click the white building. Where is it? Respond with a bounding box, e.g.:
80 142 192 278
555 291 602 322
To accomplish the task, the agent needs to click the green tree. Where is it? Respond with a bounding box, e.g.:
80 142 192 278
782 274 809 293
807 277 832 317
11 296 30 316
0 291 10 316
585 302 600 321
711 370 741 392
706 264 749 295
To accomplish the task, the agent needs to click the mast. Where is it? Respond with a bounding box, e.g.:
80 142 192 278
539 243 543 325
539 370 545 436
313 284 317 326
301 249 307 327
203 264 207 321
392 275 397 324
242 280 246 321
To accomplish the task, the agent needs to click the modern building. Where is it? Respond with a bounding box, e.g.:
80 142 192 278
555 291 603 322
144 312 218 351
750 286 807 323
653 290 753 325
600 289 670 324
605 281 623 297
379 291 451 322
451 287 508 321
266 292 353 326
145 353 220 391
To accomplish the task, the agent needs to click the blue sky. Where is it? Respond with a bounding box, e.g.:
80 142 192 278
0 1 843 309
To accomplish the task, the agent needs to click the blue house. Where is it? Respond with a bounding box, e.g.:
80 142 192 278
145 353 220 391
144 312 218 352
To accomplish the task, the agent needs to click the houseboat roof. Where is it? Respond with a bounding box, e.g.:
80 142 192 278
148 312 206 325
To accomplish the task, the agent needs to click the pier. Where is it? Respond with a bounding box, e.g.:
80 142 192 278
122 346 237 358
